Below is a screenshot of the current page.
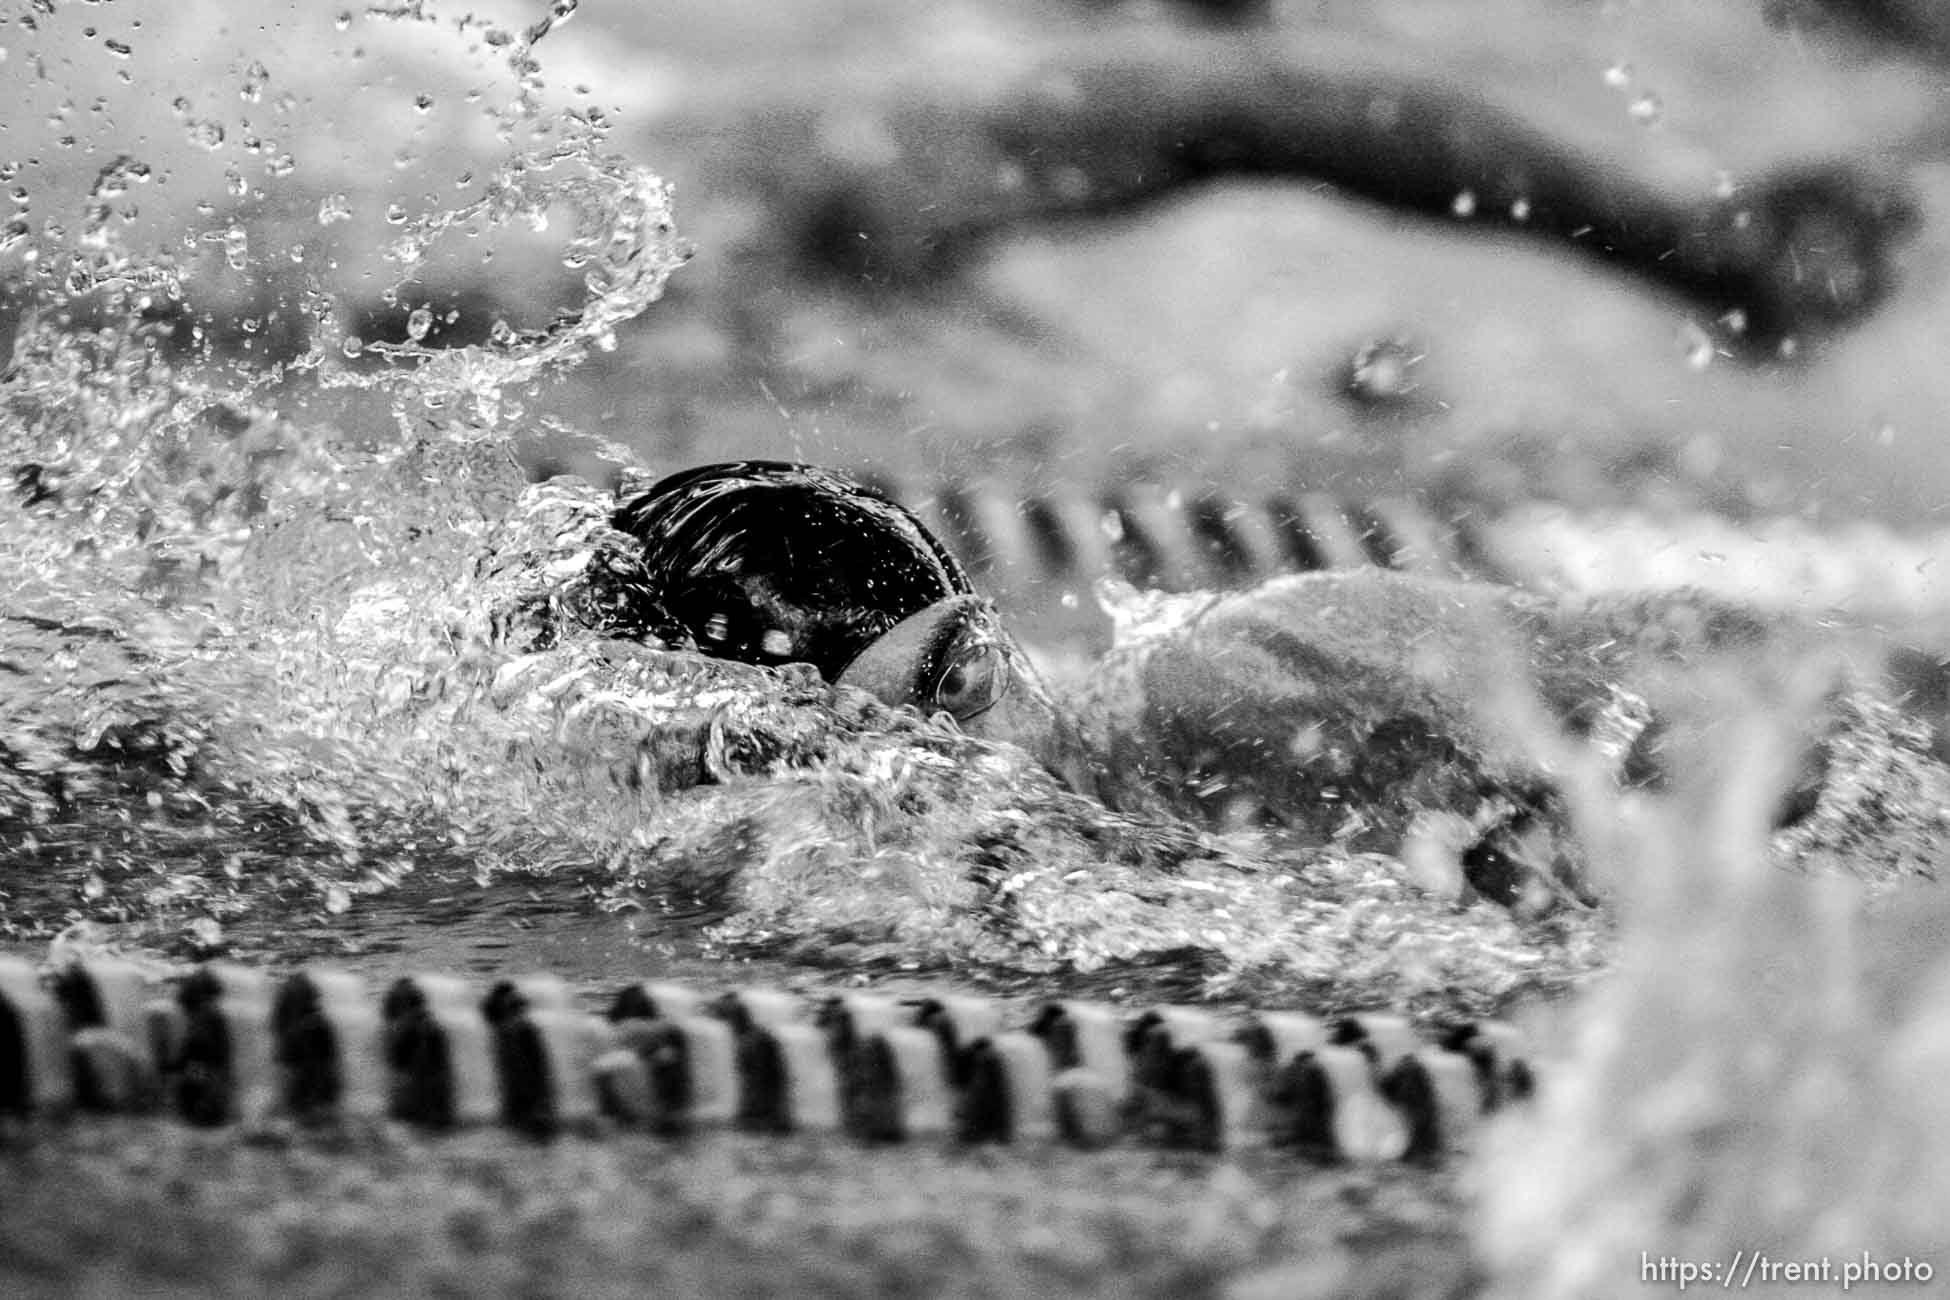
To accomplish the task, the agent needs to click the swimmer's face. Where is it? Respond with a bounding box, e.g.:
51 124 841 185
838 594 1095 792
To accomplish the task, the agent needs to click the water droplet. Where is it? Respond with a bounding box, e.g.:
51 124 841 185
341 335 364 358
0 219 28 252
525 0 579 44
1603 61 1632 88
406 306 433 340
1099 511 1125 543
1060 591 1079 609
240 59 269 103
81 873 105 900
1680 320 1714 371
224 166 248 198
413 93 434 114
317 191 352 225
1509 197 1531 222
335 10 353 30
1451 189 1476 219
222 224 249 270
325 884 352 914
385 202 409 224
171 95 192 117
1346 338 1421 402
185 119 225 151
66 255 96 295
188 917 224 949
1628 92 1662 126
103 37 131 57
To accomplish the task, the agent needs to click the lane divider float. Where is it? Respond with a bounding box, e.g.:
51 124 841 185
0 955 1531 1163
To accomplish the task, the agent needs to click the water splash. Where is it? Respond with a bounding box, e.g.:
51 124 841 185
0 1 686 946
301 104 684 431
0 1 1612 1011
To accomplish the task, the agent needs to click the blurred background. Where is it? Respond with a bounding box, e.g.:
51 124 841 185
4 10 1948 1293
4 0 1949 534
